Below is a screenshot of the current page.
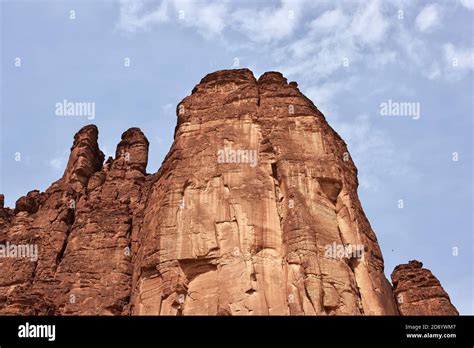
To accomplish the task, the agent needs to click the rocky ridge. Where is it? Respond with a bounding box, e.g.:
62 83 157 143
0 69 457 315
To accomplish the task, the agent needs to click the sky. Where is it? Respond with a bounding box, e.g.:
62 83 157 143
0 0 473 314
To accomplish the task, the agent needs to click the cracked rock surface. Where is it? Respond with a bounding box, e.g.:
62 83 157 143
391 260 458 315
0 69 457 316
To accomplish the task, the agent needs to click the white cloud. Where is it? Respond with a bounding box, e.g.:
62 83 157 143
331 114 416 191
443 43 474 80
277 1 396 81
117 0 228 38
231 0 305 42
415 4 441 32
444 43 474 69
281 30 359 80
350 0 389 44
116 0 309 41
170 0 228 38
304 78 355 115
394 25 427 66
115 0 470 85
460 0 474 10
333 114 387 191
308 8 348 32
117 0 169 32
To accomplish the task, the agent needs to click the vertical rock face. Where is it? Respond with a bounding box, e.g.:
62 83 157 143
0 125 151 314
391 260 458 315
49 127 150 315
0 69 456 315
62 124 105 191
0 125 105 314
131 69 398 315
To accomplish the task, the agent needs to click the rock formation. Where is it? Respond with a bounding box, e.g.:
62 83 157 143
391 260 458 315
0 69 457 315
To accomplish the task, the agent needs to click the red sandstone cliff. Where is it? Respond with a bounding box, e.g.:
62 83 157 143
0 69 457 315
391 260 458 315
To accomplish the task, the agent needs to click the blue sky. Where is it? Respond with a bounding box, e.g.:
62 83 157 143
1 0 472 314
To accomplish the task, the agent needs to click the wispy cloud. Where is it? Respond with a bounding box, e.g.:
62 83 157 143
117 0 169 32
304 78 356 116
460 0 474 10
426 62 442 80
116 0 230 39
113 0 470 193
308 8 348 32
443 43 474 80
275 0 395 82
350 0 389 44
116 0 310 41
170 0 228 38
331 114 415 191
231 0 306 42
415 4 441 32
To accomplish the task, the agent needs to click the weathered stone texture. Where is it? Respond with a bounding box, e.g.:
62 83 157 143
131 69 398 315
0 69 456 316
391 260 458 315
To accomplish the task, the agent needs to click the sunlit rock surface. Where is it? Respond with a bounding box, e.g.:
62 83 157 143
0 69 455 316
